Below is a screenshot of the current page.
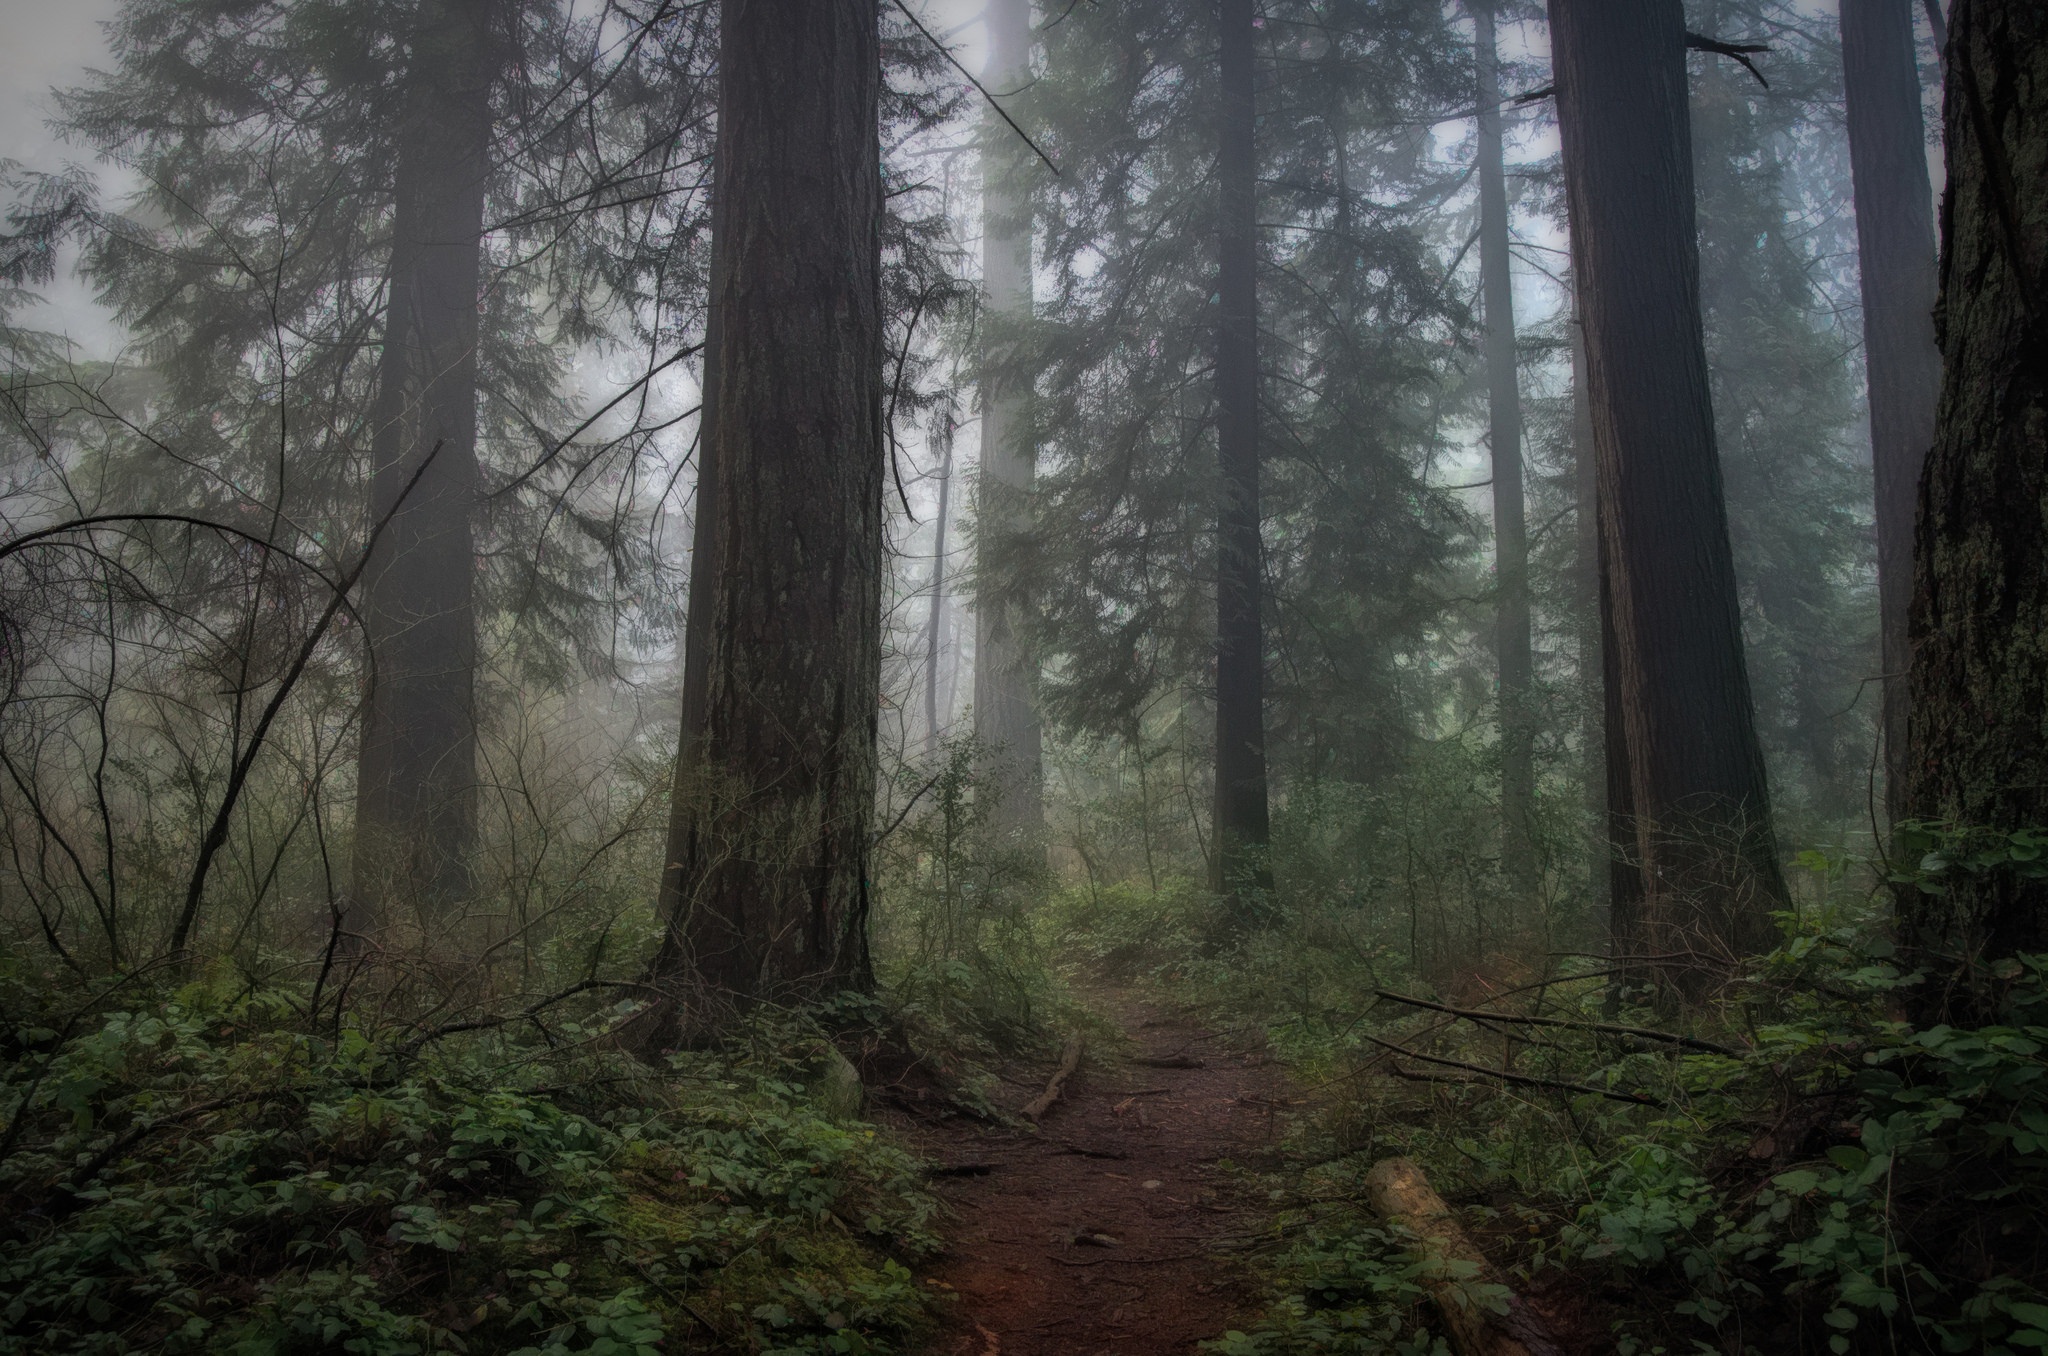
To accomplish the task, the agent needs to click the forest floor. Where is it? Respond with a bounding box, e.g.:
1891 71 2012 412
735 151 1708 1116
882 991 1299 1356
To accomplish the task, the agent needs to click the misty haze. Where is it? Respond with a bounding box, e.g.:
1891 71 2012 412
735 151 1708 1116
0 1 2042 1353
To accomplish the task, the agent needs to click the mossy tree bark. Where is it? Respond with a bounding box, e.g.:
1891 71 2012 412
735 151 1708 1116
1552 0 1787 985
643 0 884 1037
1901 0 2048 1020
351 0 500 936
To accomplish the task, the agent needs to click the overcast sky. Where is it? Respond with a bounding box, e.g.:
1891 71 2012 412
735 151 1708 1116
1 0 126 356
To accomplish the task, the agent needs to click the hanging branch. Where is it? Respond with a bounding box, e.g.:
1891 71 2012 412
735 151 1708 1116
1373 989 1742 1056
166 440 447 959
888 0 1062 177
1685 31 1771 89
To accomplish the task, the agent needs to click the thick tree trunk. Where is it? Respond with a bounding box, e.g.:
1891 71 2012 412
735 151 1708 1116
1211 0 1272 913
1570 325 1611 916
652 189 728 963
925 427 953 762
1552 0 1786 982
1901 0 2048 1021
1474 1 1535 907
1842 0 1942 825
972 0 1045 841
351 0 497 936
642 0 883 1035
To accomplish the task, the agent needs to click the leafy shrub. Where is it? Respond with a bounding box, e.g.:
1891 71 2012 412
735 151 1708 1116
0 984 939 1355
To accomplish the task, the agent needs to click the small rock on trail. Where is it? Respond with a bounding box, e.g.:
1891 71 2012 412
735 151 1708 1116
885 996 1297 1356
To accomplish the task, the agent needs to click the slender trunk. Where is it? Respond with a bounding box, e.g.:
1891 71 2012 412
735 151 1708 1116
642 0 883 1036
351 0 497 936
1551 0 1786 984
1842 0 1941 825
1901 0 2048 1022
1474 0 1534 906
925 427 954 762
1211 0 1272 914
973 0 1045 841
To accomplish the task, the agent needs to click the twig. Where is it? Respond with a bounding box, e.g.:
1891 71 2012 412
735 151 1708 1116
1359 1033 1663 1107
888 0 1061 177
1373 990 1741 1056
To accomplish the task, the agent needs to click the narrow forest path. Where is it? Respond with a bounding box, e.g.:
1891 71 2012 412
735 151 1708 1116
886 993 1297 1356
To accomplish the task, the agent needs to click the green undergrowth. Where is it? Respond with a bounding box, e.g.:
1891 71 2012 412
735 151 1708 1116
0 975 943 1356
1052 869 2048 1355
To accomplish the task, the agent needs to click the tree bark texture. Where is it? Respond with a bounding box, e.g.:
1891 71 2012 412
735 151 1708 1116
1570 324 1612 919
1474 0 1535 907
972 0 1046 841
352 0 498 933
653 178 728 962
1552 0 1785 976
645 0 883 1030
1842 0 1942 825
1211 0 1273 911
1901 0 2048 1015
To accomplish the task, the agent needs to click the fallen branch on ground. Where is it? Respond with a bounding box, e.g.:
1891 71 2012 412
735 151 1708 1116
1021 1035 1083 1120
1364 1157 1566 1356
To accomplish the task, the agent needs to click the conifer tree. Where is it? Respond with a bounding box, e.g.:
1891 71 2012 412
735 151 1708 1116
1552 0 1786 977
1472 0 1534 903
642 0 884 1031
971 0 1045 841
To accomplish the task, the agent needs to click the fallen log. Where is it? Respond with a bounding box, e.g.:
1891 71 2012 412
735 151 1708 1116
1363 1157 1565 1356
1020 1035 1083 1120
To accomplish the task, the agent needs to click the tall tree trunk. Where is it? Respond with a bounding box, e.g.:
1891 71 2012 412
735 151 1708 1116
973 0 1045 841
1570 324 1611 913
1551 0 1786 983
1211 0 1272 914
925 424 954 762
652 189 728 968
1842 0 1941 825
1901 0 2048 1021
1474 0 1535 907
351 0 498 936
641 0 883 1036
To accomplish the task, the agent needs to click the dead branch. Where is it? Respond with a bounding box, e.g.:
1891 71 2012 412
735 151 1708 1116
1358 1032 1663 1107
1020 1035 1083 1120
1373 989 1741 1056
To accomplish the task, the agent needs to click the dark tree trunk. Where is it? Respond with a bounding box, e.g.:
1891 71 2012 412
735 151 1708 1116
1211 0 1272 913
925 426 954 762
642 0 883 1034
652 184 728 962
1552 0 1786 980
1842 0 1942 825
351 0 498 934
1474 0 1535 906
1901 0 2048 1021
972 0 1045 841
1570 324 1612 916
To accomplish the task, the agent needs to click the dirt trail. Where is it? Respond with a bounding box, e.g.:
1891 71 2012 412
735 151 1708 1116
886 995 1296 1356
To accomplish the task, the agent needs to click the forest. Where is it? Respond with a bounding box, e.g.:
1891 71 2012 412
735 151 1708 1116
0 0 2043 1352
